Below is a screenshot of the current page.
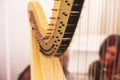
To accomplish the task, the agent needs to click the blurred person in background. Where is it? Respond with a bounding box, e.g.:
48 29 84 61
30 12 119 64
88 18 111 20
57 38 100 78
89 34 120 80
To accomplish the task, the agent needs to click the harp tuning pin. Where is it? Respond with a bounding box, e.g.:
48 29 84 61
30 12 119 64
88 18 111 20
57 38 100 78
51 9 58 11
50 17 56 19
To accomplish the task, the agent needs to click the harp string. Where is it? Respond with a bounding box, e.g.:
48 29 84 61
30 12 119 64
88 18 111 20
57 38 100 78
84 0 90 79
76 23 80 79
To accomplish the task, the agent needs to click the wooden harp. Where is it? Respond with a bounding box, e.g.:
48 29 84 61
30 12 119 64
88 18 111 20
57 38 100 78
28 0 84 80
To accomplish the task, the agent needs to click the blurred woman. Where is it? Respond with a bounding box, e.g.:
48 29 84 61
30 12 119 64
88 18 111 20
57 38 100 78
89 34 120 80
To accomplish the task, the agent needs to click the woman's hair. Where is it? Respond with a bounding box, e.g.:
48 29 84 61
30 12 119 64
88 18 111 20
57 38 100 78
99 34 120 61
99 34 120 63
18 65 30 80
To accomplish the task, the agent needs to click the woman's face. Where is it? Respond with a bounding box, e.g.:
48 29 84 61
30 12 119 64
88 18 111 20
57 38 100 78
105 45 117 65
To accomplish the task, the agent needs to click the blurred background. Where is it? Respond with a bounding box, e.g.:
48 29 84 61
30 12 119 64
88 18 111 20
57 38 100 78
0 0 120 80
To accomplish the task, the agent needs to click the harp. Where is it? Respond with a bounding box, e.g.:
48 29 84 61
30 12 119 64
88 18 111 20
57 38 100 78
28 0 84 80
